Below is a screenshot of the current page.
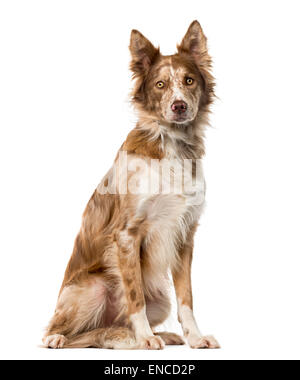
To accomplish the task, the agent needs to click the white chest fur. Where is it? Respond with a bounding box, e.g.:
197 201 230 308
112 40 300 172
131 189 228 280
126 151 205 276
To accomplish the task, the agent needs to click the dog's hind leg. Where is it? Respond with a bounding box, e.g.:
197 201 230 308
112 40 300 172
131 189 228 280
43 327 137 349
43 274 119 349
59 327 136 349
154 332 185 346
42 273 141 349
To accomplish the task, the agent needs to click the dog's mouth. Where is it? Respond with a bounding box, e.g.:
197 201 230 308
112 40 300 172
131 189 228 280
171 114 189 123
167 112 195 125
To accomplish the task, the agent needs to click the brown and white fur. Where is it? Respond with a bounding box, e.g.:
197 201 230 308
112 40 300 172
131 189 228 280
43 21 220 350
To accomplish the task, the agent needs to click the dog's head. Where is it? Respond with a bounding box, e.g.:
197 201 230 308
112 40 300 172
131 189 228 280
130 21 214 125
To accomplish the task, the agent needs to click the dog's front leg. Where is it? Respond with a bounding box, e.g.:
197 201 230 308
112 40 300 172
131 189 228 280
172 237 220 349
116 230 165 350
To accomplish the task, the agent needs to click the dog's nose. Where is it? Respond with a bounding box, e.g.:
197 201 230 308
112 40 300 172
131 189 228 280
171 100 187 114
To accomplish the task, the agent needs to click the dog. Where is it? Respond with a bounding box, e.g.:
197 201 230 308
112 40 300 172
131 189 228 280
43 20 219 350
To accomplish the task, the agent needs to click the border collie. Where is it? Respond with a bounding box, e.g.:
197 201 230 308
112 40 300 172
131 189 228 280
43 20 219 350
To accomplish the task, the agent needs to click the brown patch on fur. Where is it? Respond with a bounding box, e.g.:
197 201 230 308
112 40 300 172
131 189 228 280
130 289 137 301
122 127 164 159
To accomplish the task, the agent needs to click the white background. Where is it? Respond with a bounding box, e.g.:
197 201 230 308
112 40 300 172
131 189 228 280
0 0 299 360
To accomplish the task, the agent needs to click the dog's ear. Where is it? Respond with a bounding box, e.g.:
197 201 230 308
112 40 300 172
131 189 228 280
130 30 159 76
178 21 214 104
178 21 209 66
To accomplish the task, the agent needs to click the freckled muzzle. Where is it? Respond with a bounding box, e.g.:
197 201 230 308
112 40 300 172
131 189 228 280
165 98 196 124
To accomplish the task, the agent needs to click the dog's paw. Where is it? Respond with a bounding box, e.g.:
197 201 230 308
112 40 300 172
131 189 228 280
138 335 165 350
43 334 66 349
188 335 220 349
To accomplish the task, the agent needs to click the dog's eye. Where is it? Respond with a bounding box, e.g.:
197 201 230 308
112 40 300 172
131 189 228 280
186 77 194 85
156 81 165 89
